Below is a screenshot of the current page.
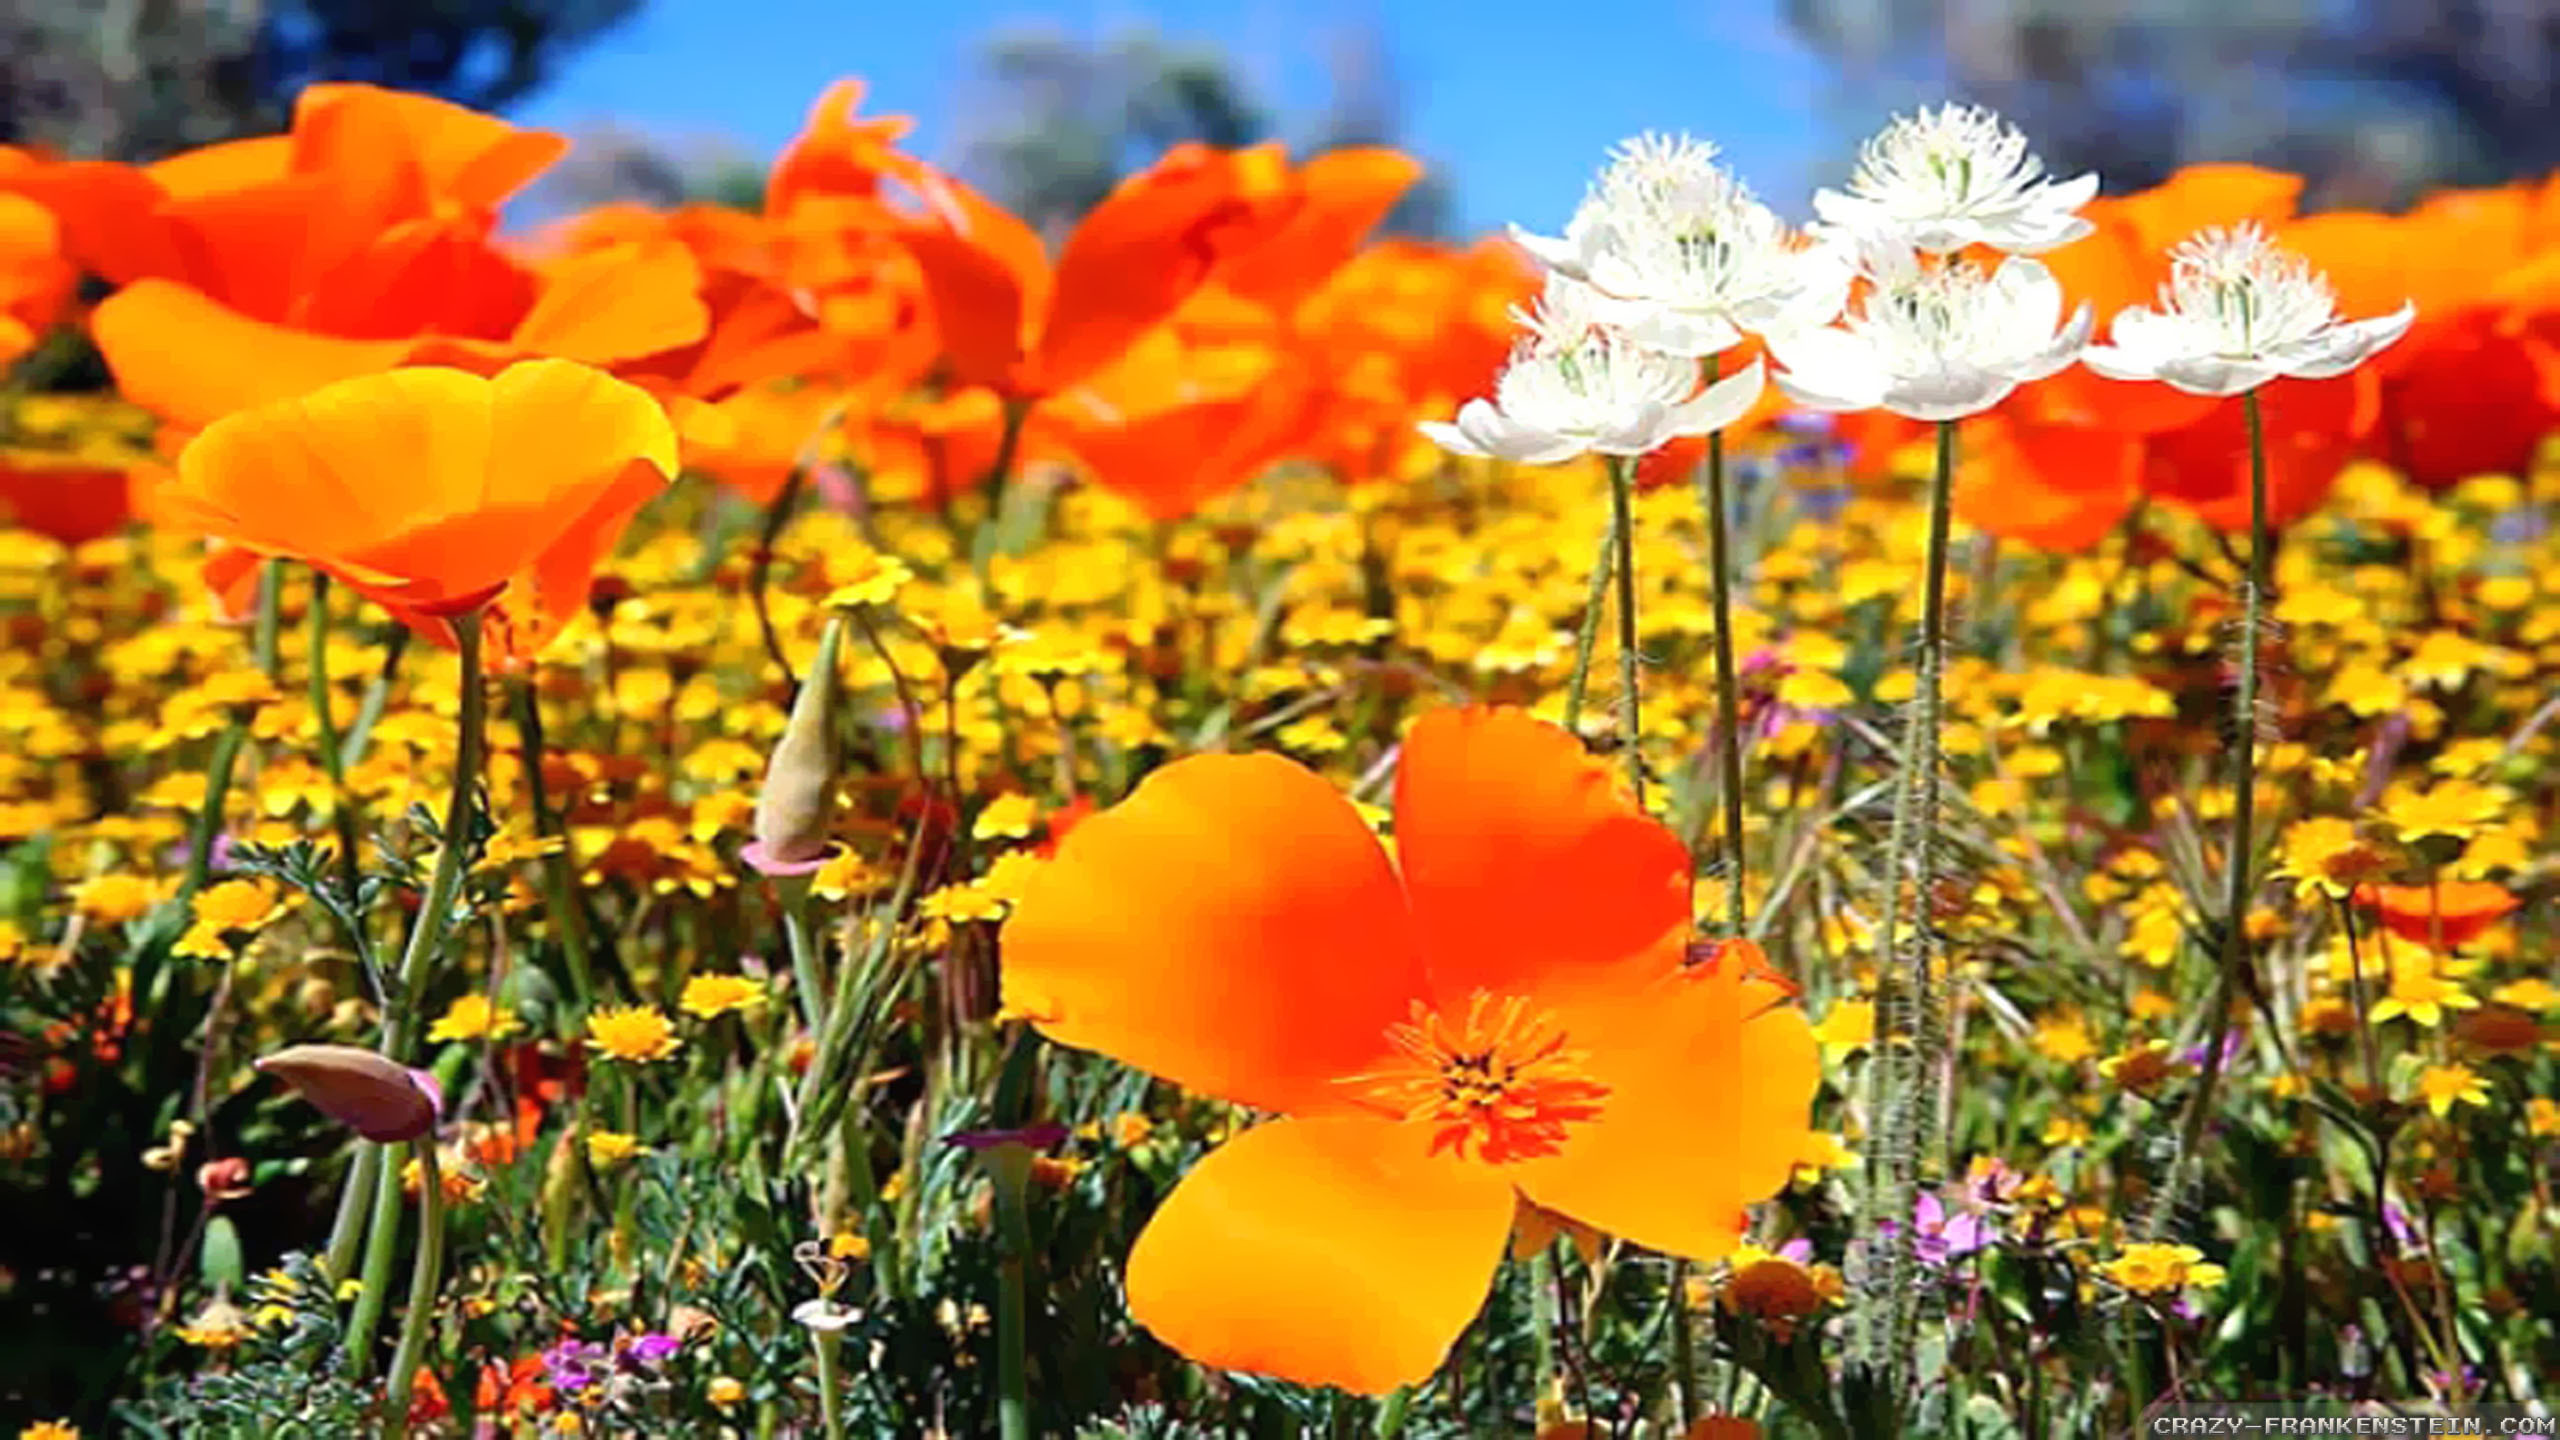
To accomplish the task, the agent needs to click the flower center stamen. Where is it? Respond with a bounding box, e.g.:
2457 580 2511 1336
1348 992 1609 1164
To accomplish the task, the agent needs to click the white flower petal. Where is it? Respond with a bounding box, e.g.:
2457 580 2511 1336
1664 357 1767 436
1507 222 1588 279
2155 355 2280 398
1884 363 2016 422
2277 301 2416 380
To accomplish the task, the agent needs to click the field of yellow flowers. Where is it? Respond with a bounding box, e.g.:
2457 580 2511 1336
0 79 2554 1439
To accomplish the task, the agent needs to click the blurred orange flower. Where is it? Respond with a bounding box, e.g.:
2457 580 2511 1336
1002 706 1817 1393
2354 880 2520 949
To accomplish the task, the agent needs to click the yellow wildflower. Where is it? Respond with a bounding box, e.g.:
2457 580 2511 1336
973 793 1040 841
585 1005 683 1063
71 874 169 925
2097 1243 2226 1294
679 972 767 1020
2414 1063 2490 1118
584 1130 643 1167
427 993 524 1045
2370 960 2479 1029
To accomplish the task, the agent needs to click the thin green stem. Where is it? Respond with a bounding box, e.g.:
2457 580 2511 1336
251 561 284 679
1696 360 1748 933
381 1141 447 1439
308 572 364 904
989 1029 1039 1440
1854 418 1959 1405
343 1135 404 1372
811 1328 847 1440
512 677 595 1009
1561 516 1618 735
341 627 411 771
751 468 807 688
322 1143 380 1284
2155 387 2269 1234
1606 454 1645 802
383 614 487 1059
182 725 247 898
779 875 825 1035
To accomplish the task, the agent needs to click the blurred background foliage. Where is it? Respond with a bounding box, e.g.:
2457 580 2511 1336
5 0 2553 218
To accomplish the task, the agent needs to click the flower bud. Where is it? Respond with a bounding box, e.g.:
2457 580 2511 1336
749 617 845 873
255 1043 442 1143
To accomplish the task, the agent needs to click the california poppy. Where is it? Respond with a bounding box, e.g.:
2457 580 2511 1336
897 145 1295 402
159 359 678 663
1001 706 1817 1392
2355 880 2521 949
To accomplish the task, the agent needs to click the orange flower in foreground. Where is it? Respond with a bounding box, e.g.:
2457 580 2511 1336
160 359 677 662
2355 880 2521 949
1001 707 1818 1392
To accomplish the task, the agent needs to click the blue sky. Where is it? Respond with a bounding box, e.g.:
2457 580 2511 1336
516 0 1859 235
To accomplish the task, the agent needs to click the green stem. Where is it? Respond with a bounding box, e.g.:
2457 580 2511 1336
989 1030 1039 1440
343 1135 405 1372
1561 512 1618 734
2155 387 2269 1234
182 724 247 898
251 560 284 679
308 572 364 903
751 468 807 687
382 614 487 1059
1855 418 1959 1401
512 677 595 1009
322 1143 381 1284
779 875 825 1036
381 1141 447 1439
1605 454 1645 801
1696 368 1748 934
1669 1260 1697 1428
811 1327 847 1440
341 627 411 771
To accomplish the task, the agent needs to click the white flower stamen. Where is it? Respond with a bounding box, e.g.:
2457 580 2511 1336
1814 104 2097 255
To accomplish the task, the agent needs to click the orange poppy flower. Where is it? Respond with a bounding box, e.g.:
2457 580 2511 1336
897 145 1294 401
2139 371 2379 532
158 359 678 663
0 189 72 366
1001 707 1818 1392
0 455 133 546
2354 880 2521 949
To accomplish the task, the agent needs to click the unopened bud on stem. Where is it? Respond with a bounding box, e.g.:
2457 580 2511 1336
748 617 846 874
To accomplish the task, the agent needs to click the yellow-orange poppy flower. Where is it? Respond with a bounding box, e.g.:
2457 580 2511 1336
160 359 677 663
1002 707 1818 1393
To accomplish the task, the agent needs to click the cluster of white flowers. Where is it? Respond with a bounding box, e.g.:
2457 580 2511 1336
1426 102 2414 462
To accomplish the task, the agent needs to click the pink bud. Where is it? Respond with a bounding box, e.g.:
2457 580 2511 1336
255 1044 442 1143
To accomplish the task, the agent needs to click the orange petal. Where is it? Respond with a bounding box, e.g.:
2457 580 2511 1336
897 217 1033 394
1392 707 1691 1005
511 239 711 365
1217 147 1423 312
1125 1116 1514 1394
1001 751 1422 1113
2142 372 2375 531
2113 163 2302 254
1029 152 1252 392
92 279 415 430
291 82 568 217
1514 966 1818 1259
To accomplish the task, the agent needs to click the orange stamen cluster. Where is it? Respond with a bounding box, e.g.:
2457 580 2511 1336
1354 992 1609 1164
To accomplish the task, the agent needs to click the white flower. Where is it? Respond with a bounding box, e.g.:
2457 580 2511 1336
1420 275 1767 463
793 1298 859 1333
1769 243 2092 421
1510 133 1854 356
2082 223 2415 397
1813 104 2097 255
